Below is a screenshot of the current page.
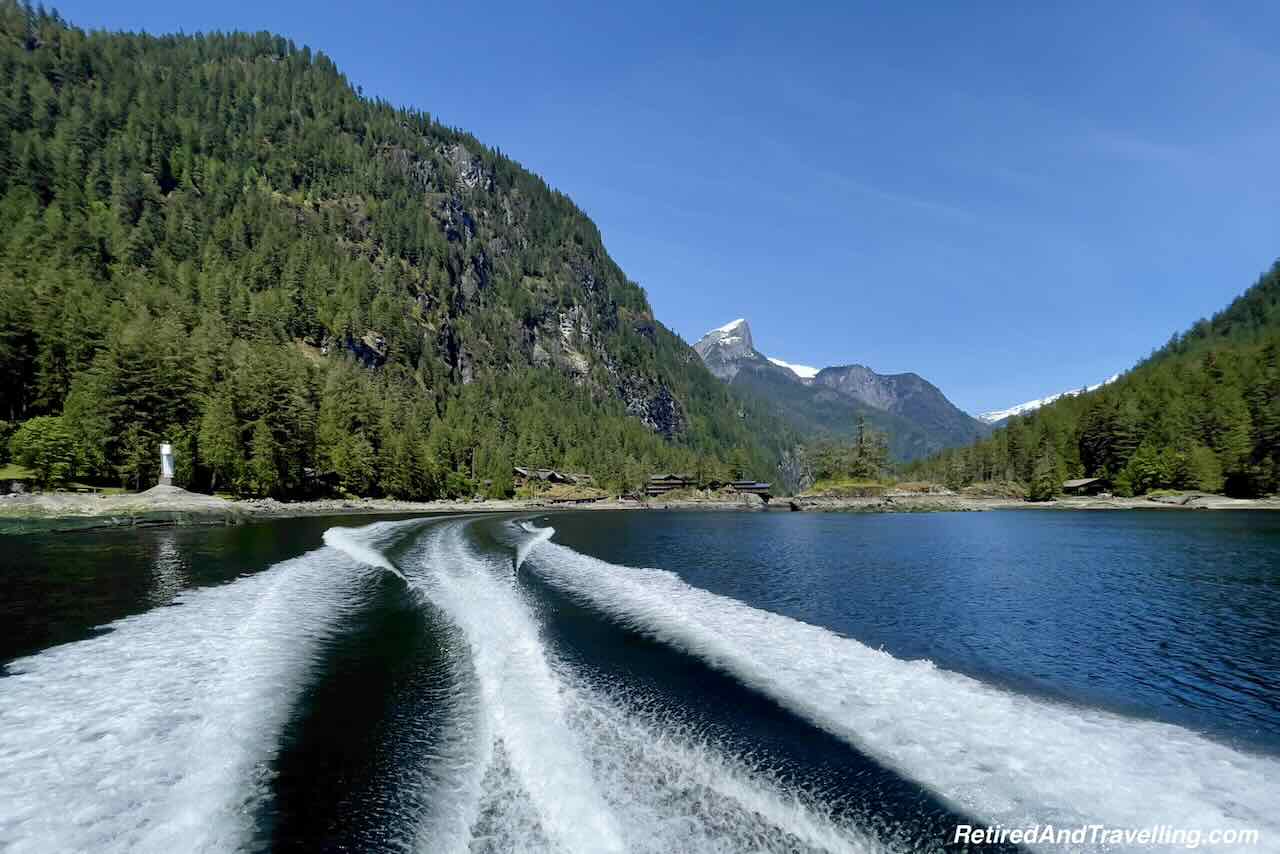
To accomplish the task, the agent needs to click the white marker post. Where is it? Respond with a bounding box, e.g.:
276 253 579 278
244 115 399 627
159 443 175 486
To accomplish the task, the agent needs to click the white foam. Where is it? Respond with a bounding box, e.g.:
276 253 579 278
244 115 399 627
514 522 556 571
0 543 373 854
526 541 1280 852
406 621 494 854
403 521 625 854
324 525 407 580
559 674 883 854
400 518 879 853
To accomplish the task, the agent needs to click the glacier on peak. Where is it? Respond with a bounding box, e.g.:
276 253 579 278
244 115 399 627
766 356 820 380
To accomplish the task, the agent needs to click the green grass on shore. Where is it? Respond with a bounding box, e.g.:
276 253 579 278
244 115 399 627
0 463 35 480
0 463 128 494
802 478 890 498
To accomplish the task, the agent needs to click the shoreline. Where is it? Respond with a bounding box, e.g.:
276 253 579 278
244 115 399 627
791 491 1280 513
2 486 1278 534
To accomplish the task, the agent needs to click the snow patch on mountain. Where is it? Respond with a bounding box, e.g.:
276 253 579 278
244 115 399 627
766 357 820 380
693 319 757 380
712 318 748 335
978 374 1121 424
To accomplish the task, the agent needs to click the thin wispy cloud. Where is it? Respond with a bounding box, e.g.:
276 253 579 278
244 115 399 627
820 168 981 224
1079 128 1205 170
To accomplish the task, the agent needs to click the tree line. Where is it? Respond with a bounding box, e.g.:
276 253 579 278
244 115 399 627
906 262 1280 499
0 4 783 497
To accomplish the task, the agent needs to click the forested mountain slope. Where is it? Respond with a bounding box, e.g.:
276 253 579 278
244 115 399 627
907 262 1280 497
0 5 788 496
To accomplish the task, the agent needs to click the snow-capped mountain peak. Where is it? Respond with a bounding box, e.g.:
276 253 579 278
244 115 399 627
767 356 820 380
696 318 821 381
693 319 757 379
712 317 748 335
695 318 754 355
977 374 1120 424
692 316 990 455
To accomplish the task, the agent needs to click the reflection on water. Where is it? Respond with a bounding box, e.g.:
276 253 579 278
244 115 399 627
149 529 186 606
0 513 430 664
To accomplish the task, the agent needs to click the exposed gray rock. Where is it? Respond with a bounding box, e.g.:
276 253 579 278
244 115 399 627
441 195 477 244
814 365 989 450
693 318 756 381
321 331 387 368
446 142 492 192
622 381 685 439
691 317 991 460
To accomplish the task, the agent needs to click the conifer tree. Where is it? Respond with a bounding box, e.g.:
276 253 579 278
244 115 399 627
1027 445 1059 502
248 419 281 497
198 393 241 491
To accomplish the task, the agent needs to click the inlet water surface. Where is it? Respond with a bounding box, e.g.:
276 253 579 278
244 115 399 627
0 510 1277 852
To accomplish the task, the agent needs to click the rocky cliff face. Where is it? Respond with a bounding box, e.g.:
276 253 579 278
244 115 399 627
812 365 899 410
693 319 990 459
379 131 704 440
813 366 988 450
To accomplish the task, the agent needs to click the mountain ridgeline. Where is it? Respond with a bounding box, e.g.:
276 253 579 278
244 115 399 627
694 319 989 460
908 262 1280 498
0 5 790 496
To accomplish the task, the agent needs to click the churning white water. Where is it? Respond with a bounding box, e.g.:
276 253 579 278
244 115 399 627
7 515 1272 853
524 531 1280 853
405 520 624 852
0 545 374 854
557 673 885 854
324 524 408 580
398 519 881 854
514 520 556 572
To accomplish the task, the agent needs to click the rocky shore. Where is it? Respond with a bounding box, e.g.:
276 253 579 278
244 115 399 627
0 485 777 532
2 484 1278 534
791 491 1280 513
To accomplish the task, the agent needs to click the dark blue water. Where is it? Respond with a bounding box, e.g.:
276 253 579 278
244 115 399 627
546 510 1280 754
0 510 1277 853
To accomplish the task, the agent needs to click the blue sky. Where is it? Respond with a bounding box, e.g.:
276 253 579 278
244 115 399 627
54 1 1280 413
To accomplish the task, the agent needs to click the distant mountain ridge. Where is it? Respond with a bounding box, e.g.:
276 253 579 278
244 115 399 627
813 364 989 448
694 320 989 460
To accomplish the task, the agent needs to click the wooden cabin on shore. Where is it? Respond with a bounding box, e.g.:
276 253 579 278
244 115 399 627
1062 477 1107 496
645 473 694 496
513 467 593 488
513 468 771 500
645 474 773 501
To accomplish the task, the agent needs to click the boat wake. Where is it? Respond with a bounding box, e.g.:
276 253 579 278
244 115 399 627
398 519 882 854
0 541 378 854
522 534 1280 852
513 519 555 571
324 524 407 580
6 516 1274 853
